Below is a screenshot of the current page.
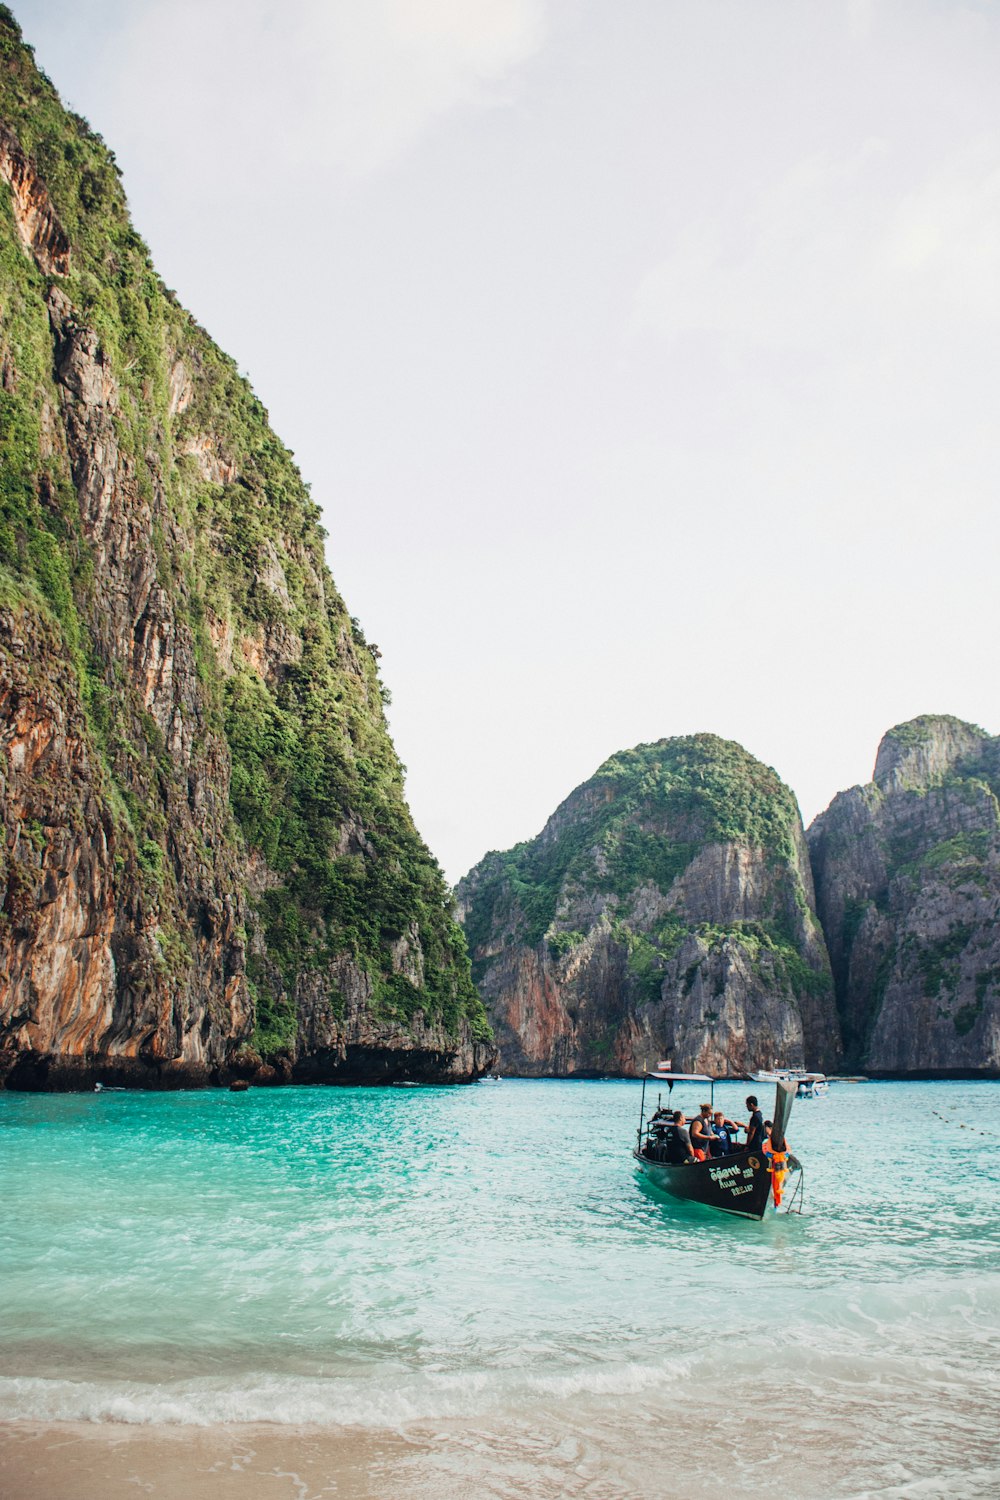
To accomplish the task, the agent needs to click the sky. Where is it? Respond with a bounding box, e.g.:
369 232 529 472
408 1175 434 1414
15 0 1000 882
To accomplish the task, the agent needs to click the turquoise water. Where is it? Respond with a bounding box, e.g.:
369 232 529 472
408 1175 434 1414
2 1080 1000 1496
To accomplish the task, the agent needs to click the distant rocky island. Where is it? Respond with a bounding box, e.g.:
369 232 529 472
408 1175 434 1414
457 735 842 1077
810 715 1000 1075
460 719 1000 1079
0 8 492 1090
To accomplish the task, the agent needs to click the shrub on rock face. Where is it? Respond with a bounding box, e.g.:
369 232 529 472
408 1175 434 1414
458 735 840 1077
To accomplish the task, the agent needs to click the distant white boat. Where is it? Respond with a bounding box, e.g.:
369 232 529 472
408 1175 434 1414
748 1068 831 1097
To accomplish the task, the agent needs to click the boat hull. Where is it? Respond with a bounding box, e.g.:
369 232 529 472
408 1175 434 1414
633 1147 775 1220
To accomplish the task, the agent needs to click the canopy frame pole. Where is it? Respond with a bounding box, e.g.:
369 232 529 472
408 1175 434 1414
637 1073 647 1153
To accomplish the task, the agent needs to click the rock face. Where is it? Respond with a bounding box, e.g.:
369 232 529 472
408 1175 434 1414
0 10 492 1089
457 736 841 1076
808 716 1000 1076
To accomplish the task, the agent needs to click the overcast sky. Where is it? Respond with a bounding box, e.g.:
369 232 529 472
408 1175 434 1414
16 0 1000 881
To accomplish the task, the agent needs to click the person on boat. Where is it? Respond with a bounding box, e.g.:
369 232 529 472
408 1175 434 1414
709 1110 737 1156
761 1120 774 1159
744 1096 766 1152
688 1104 714 1160
662 1109 696 1164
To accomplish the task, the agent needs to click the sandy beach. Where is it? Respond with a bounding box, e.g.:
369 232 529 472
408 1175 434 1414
0 1422 420 1500
5 1416 1000 1500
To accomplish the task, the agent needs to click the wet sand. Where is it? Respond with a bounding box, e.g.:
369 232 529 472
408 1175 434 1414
0 1422 416 1500
5 1418 1000 1500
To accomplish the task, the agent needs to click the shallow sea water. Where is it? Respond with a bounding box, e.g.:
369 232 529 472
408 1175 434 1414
2 1079 999 1497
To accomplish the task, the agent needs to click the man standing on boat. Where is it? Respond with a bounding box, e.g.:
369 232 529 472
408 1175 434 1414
744 1096 766 1152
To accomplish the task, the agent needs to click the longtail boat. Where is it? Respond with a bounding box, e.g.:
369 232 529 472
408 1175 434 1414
632 1070 802 1220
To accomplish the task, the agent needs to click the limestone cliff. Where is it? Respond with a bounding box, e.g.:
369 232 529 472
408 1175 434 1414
0 9 492 1088
808 716 1000 1075
457 736 841 1076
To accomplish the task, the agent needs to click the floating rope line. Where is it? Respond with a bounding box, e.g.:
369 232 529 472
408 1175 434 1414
930 1109 995 1139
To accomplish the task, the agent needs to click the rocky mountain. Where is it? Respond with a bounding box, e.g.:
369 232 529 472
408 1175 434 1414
457 736 841 1076
0 8 492 1089
808 715 1000 1075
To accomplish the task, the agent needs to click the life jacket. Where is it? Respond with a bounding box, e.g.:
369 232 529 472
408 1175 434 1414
769 1148 788 1207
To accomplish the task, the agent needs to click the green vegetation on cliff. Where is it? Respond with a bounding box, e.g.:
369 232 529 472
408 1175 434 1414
460 734 839 1076
463 735 818 988
881 714 988 754
0 6 487 1057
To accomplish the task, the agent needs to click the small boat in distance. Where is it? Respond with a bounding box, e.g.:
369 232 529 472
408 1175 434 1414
749 1067 832 1097
632 1070 802 1220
